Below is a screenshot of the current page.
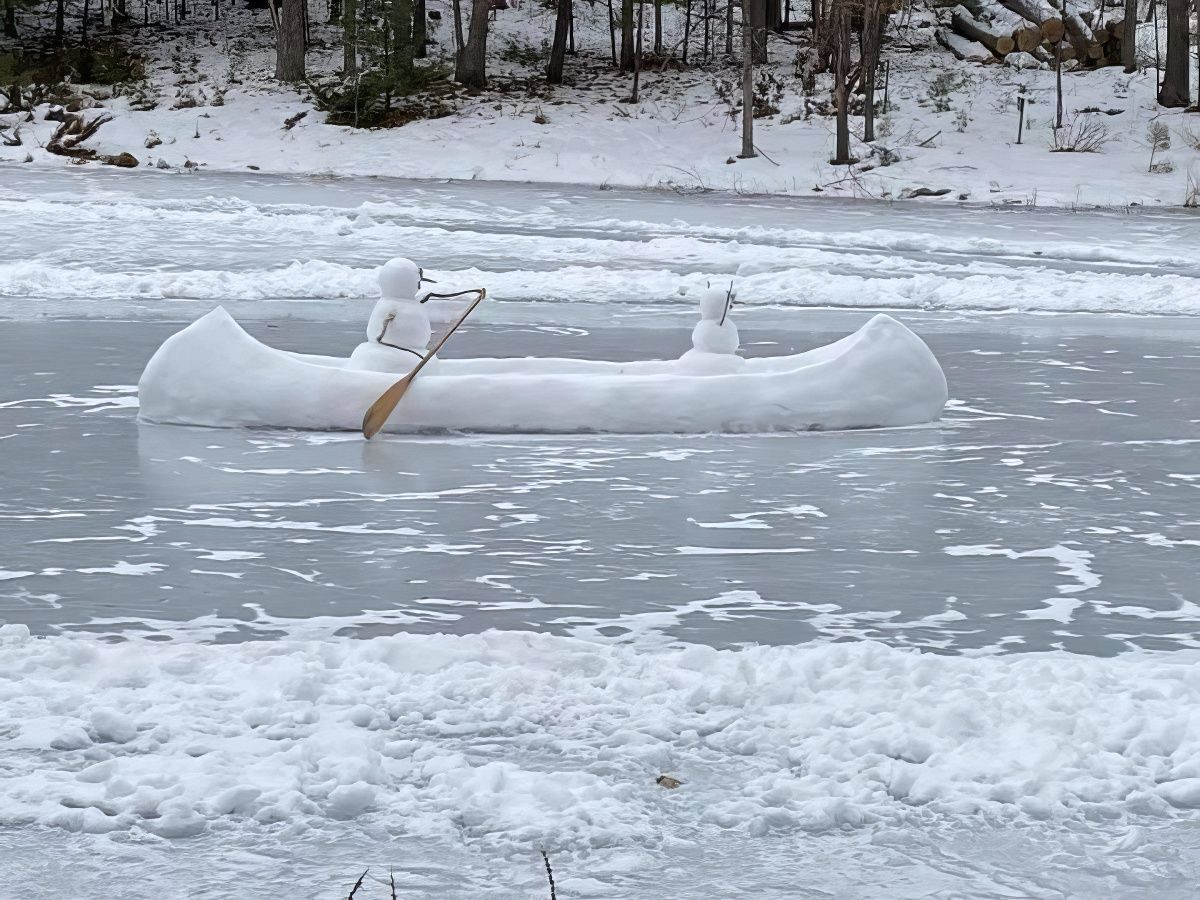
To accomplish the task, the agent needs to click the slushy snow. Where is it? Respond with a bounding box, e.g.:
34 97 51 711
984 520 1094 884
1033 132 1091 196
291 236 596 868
3 623 1200 851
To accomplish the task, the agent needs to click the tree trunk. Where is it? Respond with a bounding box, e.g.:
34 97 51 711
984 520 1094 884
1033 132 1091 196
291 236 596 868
750 0 767 62
831 2 852 164
725 0 733 55
453 0 465 51
3 3 16 38
620 0 635 69
740 0 756 157
276 0 307 80
861 0 882 142
55 0 65 43
414 0 427 58
654 0 662 52
455 0 490 87
607 0 617 63
1121 0 1136 71
548 0 572 82
390 0 414 78
343 0 358 75
631 0 643 99
1157 0 1189 105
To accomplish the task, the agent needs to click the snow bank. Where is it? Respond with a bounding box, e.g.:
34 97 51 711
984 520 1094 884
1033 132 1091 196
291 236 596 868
5 256 1199 317
3 624 1200 850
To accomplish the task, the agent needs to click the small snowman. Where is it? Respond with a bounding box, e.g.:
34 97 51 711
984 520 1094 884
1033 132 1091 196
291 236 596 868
346 257 439 375
677 282 745 375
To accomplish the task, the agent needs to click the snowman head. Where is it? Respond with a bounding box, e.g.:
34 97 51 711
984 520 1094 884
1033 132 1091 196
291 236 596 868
699 282 735 322
378 258 422 301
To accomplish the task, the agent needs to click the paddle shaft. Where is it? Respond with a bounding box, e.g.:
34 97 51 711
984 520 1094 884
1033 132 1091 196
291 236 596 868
361 289 486 439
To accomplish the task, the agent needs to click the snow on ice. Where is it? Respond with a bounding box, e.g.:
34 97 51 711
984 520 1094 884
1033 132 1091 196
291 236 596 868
3 624 1200 849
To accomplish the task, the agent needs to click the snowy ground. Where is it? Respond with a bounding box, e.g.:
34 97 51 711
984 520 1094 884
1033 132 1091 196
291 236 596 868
3 1 1200 205
2 170 1199 896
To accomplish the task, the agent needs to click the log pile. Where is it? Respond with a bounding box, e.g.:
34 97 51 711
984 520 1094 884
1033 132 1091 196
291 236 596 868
942 0 1125 67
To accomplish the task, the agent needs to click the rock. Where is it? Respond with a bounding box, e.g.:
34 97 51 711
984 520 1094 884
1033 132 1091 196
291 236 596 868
656 774 683 789
156 158 171 169
22 152 32 163
45 105 66 122
899 186 952 199
145 131 162 149
101 152 139 168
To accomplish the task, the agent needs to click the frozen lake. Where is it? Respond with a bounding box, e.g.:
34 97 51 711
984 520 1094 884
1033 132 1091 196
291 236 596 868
2 170 1199 898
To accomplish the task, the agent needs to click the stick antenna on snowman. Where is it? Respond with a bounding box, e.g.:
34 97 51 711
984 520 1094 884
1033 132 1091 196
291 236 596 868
720 281 735 327
361 275 487 440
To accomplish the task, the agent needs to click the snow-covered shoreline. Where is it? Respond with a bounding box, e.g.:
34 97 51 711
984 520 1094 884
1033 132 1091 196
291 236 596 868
4 3 1200 208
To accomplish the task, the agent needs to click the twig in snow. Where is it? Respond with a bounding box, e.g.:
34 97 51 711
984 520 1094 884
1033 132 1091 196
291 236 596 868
389 869 397 900
347 869 368 899
540 850 558 900
752 143 780 166
916 130 942 148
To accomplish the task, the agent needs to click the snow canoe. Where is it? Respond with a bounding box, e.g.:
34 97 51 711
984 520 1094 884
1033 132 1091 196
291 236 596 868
136 307 949 434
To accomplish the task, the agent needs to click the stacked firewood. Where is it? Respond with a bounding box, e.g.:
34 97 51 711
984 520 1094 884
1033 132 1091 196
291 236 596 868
936 0 1127 67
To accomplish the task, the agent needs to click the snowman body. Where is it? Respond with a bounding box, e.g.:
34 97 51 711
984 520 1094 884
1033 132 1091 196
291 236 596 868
346 258 439 375
677 286 745 375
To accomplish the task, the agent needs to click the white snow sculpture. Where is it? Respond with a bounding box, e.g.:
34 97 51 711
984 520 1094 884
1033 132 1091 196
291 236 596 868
346 258 438 375
678 283 745 375
137 305 950 434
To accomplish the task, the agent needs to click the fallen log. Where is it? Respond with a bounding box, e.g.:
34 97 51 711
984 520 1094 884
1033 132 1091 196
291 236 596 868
936 26 993 61
1045 0 1100 59
950 6 1016 56
995 0 1067 46
45 112 113 160
1013 24 1043 52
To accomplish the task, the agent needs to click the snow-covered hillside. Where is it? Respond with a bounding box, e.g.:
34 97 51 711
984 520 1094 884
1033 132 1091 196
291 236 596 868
3 0 1200 206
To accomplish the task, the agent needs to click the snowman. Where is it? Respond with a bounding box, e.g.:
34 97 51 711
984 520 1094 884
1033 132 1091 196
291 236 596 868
677 282 745 375
346 257 440 375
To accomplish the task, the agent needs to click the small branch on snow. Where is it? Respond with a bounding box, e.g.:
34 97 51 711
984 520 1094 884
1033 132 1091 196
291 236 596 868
540 850 558 900
347 869 368 900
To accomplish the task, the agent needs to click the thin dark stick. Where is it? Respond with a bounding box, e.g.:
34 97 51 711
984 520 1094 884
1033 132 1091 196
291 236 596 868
389 869 397 900
540 850 557 900
348 870 368 900
719 281 734 325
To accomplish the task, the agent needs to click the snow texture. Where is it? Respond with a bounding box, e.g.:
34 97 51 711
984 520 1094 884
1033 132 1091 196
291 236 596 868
3 623 1200 849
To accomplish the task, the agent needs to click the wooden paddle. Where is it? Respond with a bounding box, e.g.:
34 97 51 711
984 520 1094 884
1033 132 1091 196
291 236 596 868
360 288 486 440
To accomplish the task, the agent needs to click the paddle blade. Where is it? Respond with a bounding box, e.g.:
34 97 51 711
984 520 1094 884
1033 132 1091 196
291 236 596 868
361 373 414 440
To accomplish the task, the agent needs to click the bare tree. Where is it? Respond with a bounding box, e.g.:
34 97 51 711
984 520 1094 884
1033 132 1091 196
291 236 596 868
621 0 635 69
3 0 17 38
861 0 883 142
739 0 757 157
1157 0 1190 106
1121 0 1137 72
749 0 766 63
414 0 427 58
830 0 853 164
548 0 573 82
390 0 415 76
455 0 491 87
343 0 358 75
275 0 307 80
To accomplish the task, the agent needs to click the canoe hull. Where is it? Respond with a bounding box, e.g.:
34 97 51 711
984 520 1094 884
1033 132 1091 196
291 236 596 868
137 308 948 434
